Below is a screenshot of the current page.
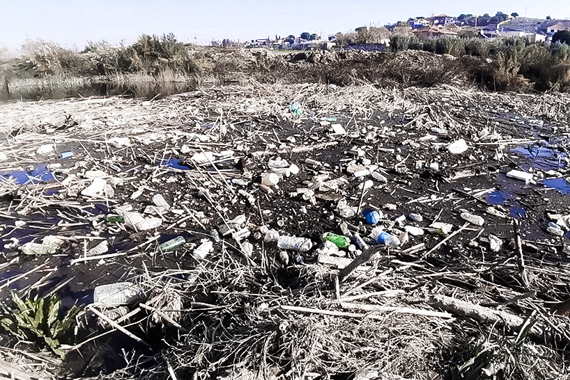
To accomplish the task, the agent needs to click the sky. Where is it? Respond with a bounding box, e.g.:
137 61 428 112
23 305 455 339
1 0 569 52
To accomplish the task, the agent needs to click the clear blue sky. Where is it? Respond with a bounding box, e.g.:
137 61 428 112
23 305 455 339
1 0 568 51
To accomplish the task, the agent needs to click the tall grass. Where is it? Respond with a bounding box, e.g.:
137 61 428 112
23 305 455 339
2 33 570 95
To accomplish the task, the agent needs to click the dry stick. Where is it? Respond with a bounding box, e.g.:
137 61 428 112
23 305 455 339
424 222 470 257
513 219 529 288
340 302 453 319
70 251 128 265
342 269 392 298
87 306 150 347
139 303 187 332
355 185 367 217
340 290 404 303
427 294 546 337
282 304 452 320
338 246 383 283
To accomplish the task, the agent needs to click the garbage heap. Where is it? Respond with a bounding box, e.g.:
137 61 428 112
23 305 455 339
0 83 570 379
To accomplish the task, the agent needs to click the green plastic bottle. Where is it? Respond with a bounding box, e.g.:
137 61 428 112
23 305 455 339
322 233 351 248
105 214 124 223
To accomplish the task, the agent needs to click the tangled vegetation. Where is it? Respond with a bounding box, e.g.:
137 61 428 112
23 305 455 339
1 33 570 94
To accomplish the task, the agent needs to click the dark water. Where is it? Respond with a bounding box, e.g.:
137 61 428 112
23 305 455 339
511 144 567 171
0 80 194 103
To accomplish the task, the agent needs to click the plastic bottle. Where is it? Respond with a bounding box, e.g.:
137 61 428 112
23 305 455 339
277 236 313 252
547 222 564 236
408 213 423 222
371 171 388 183
363 210 381 225
289 102 302 114
321 233 351 248
352 233 369 250
19 242 59 255
158 236 186 252
194 240 214 259
93 282 140 306
460 212 485 226
105 214 124 223
264 229 280 242
377 232 400 247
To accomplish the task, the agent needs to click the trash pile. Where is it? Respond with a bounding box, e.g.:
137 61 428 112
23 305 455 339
1 83 570 379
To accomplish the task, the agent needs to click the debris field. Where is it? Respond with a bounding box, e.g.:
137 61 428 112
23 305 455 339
1 83 570 379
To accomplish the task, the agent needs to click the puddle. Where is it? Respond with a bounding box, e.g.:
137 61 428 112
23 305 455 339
512 145 567 170
509 207 526 219
543 178 570 194
1 164 54 185
160 158 190 170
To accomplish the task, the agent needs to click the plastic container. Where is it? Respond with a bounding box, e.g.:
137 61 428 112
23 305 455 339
371 171 388 183
506 170 533 183
158 236 186 252
123 212 162 231
277 236 313 252
352 233 369 250
264 229 280 242
460 212 485 226
105 214 124 223
60 151 73 159
261 173 280 187
363 210 381 225
322 233 351 248
194 240 214 259
408 213 423 222
19 242 59 255
93 282 140 306
377 232 400 247
547 222 564 236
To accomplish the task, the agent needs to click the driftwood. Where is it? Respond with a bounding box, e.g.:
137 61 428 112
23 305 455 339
427 295 552 340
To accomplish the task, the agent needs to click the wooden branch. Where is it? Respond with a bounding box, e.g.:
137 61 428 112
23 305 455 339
139 303 187 332
513 219 529 288
427 294 542 335
340 290 404 302
282 303 453 320
424 223 469 257
338 246 383 282
88 306 150 347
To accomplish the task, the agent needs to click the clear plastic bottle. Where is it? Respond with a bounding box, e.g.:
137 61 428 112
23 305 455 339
277 236 313 252
460 212 485 226
20 242 60 255
408 213 423 222
547 222 564 236
158 236 186 252
93 282 140 306
377 232 400 247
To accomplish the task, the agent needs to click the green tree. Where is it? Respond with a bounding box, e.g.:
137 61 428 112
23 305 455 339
300 32 310 40
553 30 570 45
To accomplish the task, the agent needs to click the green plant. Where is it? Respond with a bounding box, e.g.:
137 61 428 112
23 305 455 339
0 293 83 358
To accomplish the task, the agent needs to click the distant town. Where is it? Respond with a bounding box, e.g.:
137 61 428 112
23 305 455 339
236 12 570 51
